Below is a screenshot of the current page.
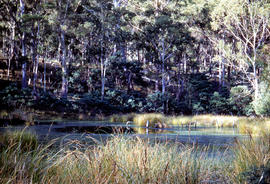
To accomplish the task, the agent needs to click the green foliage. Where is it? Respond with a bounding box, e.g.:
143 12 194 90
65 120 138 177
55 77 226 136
253 82 270 116
186 73 220 114
209 92 229 114
0 84 34 108
1 0 270 117
106 89 144 112
144 92 165 113
229 86 254 116
78 92 118 115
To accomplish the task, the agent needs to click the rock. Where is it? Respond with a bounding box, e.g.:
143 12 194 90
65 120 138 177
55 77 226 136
154 122 163 129
154 122 169 129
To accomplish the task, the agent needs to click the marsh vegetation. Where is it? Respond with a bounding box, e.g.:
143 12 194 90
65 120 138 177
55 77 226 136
1 130 270 184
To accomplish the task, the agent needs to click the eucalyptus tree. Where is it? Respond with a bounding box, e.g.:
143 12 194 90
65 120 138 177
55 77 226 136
82 0 114 100
0 0 17 80
82 0 135 100
127 0 191 113
211 0 270 100
0 0 28 86
44 0 82 98
22 0 45 94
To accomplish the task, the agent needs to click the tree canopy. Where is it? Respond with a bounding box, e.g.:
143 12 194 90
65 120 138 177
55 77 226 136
0 0 270 116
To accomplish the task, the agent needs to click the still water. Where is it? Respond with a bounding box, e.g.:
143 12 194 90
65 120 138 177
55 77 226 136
0 120 246 147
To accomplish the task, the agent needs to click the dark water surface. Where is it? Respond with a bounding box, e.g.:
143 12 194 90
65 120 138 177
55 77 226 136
0 120 246 148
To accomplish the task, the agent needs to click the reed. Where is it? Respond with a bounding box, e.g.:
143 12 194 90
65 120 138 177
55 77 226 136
133 113 165 127
109 113 136 123
44 136 227 184
0 130 55 184
230 133 270 183
236 117 270 135
132 113 244 128
3 129 270 183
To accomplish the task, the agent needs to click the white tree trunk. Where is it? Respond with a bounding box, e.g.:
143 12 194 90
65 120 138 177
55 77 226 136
33 22 40 94
20 0 27 88
43 48 47 92
8 24 15 80
60 30 68 99
101 57 106 101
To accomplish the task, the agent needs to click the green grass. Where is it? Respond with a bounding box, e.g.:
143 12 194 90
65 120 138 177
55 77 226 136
230 133 270 183
2 129 270 183
0 129 55 184
44 137 228 184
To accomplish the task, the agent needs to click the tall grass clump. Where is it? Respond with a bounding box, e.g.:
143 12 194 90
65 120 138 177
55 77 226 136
170 116 193 125
231 133 270 183
109 113 136 122
45 136 228 184
166 114 241 128
0 130 55 184
238 118 270 135
133 113 165 127
0 130 231 183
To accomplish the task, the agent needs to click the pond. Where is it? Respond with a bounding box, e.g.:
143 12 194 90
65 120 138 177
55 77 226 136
0 120 246 148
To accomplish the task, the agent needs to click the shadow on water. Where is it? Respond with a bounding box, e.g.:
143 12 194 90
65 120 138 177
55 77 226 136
54 125 134 134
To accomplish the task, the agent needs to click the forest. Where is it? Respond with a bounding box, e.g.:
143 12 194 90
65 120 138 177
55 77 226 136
0 0 270 117
3 1 270 184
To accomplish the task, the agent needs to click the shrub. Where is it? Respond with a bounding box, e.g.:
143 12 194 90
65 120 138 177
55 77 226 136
229 86 254 116
143 92 165 113
209 92 230 114
0 83 34 108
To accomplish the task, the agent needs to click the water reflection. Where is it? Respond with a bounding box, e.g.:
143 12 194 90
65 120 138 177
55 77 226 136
0 120 245 147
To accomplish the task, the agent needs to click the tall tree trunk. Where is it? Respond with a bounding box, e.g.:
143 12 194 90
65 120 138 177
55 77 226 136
222 58 225 87
60 29 68 99
183 54 187 74
20 0 27 89
160 39 167 114
8 24 15 81
253 62 259 100
137 49 140 62
87 65 90 93
33 22 40 94
43 47 47 92
176 61 182 101
101 57 106 101
218 56 225 88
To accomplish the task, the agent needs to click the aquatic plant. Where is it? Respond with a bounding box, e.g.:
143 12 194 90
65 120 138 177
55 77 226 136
109 113 136 123
133 113 166 127
238 118 270 135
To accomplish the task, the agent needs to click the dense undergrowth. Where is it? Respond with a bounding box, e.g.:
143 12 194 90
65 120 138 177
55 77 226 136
1 130 270 183
0 78 259 118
